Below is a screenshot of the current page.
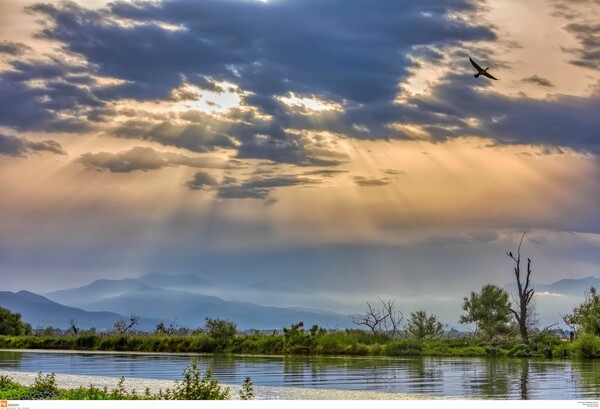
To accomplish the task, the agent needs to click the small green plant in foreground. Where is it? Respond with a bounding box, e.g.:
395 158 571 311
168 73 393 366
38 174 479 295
157 360 230 400
0 360 253 400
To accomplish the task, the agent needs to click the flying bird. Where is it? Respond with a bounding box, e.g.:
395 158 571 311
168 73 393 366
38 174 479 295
469 56 498 80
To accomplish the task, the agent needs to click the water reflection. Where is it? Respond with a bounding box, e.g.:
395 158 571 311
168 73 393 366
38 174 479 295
0 351 598 399
0 351 23 369
575 359 600 397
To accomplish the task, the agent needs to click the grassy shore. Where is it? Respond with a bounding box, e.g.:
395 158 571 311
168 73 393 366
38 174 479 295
2 329 598 358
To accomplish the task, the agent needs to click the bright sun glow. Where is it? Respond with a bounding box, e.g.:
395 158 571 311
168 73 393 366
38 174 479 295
278 92 343 113
172 81 242 113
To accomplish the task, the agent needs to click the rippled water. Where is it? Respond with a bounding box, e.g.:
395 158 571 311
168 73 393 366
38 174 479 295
1 350 599 399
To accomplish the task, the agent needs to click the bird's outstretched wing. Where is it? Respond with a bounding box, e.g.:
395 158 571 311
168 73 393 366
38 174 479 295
469 57 483 72
483 71 498 80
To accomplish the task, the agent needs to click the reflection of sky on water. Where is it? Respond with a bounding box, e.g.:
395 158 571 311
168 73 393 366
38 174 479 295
0 351 598 399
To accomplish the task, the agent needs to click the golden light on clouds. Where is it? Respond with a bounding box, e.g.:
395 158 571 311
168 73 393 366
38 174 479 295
485 0 600 98
1 0 599 301
278 92 343 113
229 138 599 247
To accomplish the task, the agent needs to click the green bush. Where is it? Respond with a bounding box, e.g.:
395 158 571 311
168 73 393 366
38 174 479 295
76 335 100 350
204 318 237 351
342 343 370 356
0 307 32 336
458 345 487 356
0 374 31 400
422 339 452 356
158 360 230 400
384 339 423 356
239 377 254 400
574 334 600 358
484 346 501 357
508 343 532 357
552 341 573 358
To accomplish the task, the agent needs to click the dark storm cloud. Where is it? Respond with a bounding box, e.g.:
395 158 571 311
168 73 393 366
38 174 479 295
0 133 65 156
394 73 600 153
521 75 554 88
235 134 346 167
18 0 494 162
111 120 237 153
9 0 597 158
78 146 232 173
0 79 57 131
95 0 491 103
185 171 219 190
217 175 313 200
0 55 98 132
551 0 600 20
0 41 31 55
563 22 600 69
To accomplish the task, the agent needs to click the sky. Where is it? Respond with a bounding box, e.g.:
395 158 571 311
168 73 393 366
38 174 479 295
1 0 600 325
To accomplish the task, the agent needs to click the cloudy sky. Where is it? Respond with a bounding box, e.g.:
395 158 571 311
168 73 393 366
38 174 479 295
1 0 599 323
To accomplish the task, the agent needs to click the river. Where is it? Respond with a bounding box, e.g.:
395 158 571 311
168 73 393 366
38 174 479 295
1 350 598 399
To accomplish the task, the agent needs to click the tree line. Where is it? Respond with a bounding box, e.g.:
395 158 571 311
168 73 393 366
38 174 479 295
348 232 597 343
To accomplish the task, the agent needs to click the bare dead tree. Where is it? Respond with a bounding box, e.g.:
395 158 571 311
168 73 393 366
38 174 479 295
560 312 577 340
68 318 78 336
350 301 390 336
380 298 404 338
507 232 535 343
114 314 140 334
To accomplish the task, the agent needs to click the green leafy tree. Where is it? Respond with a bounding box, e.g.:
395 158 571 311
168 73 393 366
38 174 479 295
405 310 445 340
204 317 237 350
459 284 513 339
564 287 600 336
0 307 32 336
283 321 310 351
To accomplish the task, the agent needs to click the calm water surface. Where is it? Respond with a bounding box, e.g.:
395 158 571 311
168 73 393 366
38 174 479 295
1 350 599 399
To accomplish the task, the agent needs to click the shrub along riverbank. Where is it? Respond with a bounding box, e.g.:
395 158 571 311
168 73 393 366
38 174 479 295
1 326 599 359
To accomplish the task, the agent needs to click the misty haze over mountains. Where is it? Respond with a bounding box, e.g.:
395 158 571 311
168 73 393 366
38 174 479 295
1 272 599 332
44 272 352 315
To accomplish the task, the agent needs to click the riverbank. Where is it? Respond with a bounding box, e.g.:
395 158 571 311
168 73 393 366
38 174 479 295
0 331 588 359
0 369 446 400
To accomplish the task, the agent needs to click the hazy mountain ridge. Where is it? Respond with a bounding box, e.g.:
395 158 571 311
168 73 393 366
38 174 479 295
7 274 597 331
6 272 356 330
0 290 158 331
43 273 213 305
45 272 352 315
68 286 354 330
504 276 600 296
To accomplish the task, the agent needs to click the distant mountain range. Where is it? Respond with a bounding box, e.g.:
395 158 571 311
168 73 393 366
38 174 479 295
1 272 354 331
44 272 348 311
0 290 158 331
44 273 213 306
3 273 598 331
504 276 600 296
